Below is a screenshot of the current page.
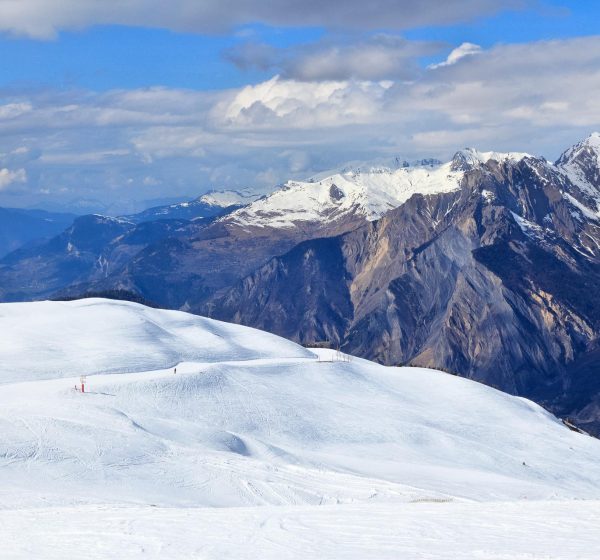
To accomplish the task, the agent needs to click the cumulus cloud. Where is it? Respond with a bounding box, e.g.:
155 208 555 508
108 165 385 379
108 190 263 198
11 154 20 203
0 0 525 39
1 35 599 211
218 76 392 128
0 168 27 191
220 36 600 134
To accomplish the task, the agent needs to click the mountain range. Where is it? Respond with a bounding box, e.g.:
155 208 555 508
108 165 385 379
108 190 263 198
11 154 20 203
0 207 76 258
1 135 599 433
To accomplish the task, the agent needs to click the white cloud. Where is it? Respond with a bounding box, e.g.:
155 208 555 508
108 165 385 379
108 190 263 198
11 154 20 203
429 42 482 68
131 126 211 159
219 76 390 128
0 103 33 120
39 149 131 164
0 168 27 191
0 0 524 39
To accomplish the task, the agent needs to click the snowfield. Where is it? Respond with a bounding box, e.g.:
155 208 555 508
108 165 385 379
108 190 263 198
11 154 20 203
1 298 599 559
227 161 465 229
4 501 600 560
225 149 534 230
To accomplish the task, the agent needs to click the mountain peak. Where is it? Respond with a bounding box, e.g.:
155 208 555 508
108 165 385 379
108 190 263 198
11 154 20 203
578 132 600 158
584 131 600 146
556 133 600 166
556 134 600 203
451 148 530 171
197 189 260 208
226 161 464 229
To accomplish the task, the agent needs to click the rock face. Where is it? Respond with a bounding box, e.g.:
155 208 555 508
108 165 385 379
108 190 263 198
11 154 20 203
210 137 600 434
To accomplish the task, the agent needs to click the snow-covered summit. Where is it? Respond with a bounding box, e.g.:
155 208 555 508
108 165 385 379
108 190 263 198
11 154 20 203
225 148 540 230
556 132 600 214
0 298 311 383
198 188 260 208
557 132 600 165
122 189 260 223
227 161 465 229
451 147 531 171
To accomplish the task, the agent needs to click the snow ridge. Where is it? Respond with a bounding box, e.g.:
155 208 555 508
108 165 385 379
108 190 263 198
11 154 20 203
227 161 464 229
225 149 537 230
556 133 600 215
224 137 600 230
198 188 260 208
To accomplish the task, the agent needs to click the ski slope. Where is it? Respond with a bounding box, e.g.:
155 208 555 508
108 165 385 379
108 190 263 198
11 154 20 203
0 298 312 383
4 500 600 560
1 298 600 558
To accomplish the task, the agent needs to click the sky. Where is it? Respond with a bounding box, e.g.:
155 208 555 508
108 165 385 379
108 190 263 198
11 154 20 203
0 0 599 213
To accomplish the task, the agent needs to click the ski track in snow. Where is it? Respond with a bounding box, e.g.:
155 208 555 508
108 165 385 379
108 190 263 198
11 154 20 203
2 501 600 560
1 299 600 558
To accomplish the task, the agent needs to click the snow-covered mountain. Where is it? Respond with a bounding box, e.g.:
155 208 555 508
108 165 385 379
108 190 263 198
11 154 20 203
198 188 261 208
221 137 585 234
2 298 600 508
124 188 260 224
1 298 600 557
225 149 533 230
556 132 600 216
227 160 463 229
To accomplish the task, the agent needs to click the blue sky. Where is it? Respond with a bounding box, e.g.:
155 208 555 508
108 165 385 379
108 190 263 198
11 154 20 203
1 1 597 91
0 0 598 212
0 25 325 91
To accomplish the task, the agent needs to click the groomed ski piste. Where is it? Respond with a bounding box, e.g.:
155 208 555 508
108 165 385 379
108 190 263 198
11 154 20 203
1 298 600 559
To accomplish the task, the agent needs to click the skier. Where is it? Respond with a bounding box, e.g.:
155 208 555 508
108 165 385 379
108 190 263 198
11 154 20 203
174 367 177 375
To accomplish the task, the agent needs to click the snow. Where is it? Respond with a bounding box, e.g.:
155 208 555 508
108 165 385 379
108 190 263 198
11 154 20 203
3 501 600 560
557 132 600 215
2 298 600 558
206 137 596 233
511 211 546 239
559 132 600 164
90 214 134 225
198 188 260 208
457 147 530 166
481 189 495 202
0 298 312 383
228 162 464 229
223 149 536 230
562 191 600 221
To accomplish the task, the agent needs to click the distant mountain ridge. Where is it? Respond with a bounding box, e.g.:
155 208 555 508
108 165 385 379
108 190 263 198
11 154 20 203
226 161 463 229
122 189 261 224
0 207 76 258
